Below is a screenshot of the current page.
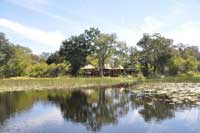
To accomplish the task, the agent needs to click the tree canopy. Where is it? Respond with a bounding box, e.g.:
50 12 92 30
137 33 173 77
59 28 100 75
1 29 200 78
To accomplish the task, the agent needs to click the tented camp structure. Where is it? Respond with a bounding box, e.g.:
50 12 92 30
81 64 137 77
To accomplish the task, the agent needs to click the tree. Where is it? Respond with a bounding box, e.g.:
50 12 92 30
28 63 48 77
168 56 185 75
179 45 199 59
0 33 15 77
112 41 129 68
128 47 140 71
94 33 116 76
46 51 63 64
168 44 199 75
137 33 173 77
59 28 100 75
0 33 14 67
46 63 69 77
2 45 40 77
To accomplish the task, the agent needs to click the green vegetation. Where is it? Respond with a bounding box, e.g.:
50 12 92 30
1 28 200 79
60 28 100 75
0 77 135 92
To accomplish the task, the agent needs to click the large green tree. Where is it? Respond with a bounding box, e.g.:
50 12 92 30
168 44 199 75
59 28 100 75
137 33 173 77
94 33 116 76
0 33 15 77
0 33 14 66
46 51 63 64
112 41 129 68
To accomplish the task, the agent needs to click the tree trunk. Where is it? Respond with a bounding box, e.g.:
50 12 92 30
153 65 157 76
100 67 104 77
99 60 104 77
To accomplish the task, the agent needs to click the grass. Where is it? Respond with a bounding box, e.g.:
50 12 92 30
0 77 135 92
1 75 200 93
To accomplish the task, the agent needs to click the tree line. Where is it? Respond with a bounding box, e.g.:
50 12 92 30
0 28 200 78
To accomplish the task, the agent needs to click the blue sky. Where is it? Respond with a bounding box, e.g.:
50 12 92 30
1 0 200 54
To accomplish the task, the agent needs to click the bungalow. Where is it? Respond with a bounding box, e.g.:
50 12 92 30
81 64 137 77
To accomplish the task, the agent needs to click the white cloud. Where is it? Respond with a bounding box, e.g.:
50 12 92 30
0 18 65 48
2 106 64 131
5 0 82 27
111 16 166 46
169 21 200 45
116 16 200 47
5 0 49 9
140 16 166 33
169 0 186 16
176 108 200 125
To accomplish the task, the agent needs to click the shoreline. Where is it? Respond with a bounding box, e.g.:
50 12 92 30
0 77 135 93
1 76 200 93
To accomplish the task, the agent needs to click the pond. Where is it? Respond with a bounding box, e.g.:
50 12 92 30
0 84 200 133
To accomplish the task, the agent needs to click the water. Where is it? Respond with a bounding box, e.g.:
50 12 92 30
0 88 200 133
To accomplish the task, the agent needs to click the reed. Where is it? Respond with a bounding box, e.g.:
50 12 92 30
0 77 135 92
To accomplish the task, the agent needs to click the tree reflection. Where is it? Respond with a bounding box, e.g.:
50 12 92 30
136 96 174 121
129 94 191 122
0 90 55 124
0 89 197 131
48 89 130 131
0 91 43 124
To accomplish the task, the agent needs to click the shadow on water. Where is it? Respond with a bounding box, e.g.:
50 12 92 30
0 88 199 132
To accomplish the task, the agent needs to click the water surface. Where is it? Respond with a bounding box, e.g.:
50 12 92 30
0 87 200 133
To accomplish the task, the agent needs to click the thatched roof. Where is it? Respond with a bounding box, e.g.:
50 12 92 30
82 64 125 70
81 64 95 70
104 64 112 69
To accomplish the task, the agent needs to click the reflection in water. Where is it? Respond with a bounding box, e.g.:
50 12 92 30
130 94 176 122
0 88 200 132
48 89 129 131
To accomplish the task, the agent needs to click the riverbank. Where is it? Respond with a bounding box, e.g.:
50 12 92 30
1 76 200 93
0 77 135 92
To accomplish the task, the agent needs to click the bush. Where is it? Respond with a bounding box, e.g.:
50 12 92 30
46 63 69 77
177 71 200 77
28 63 48 77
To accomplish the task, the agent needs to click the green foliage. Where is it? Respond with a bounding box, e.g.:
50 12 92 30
184 57 198 72
1 30 200 78
28 63 49 77
94 33 116 76
0 33 14 64
59 28 100 75
168 56 185 75
113 41 129 68
27 63 69 78
46 51 63 64
137 33 173 77
0 34 28 77
169 51 199 75
14 45 34 76
46 63 69 77
128 47 140 70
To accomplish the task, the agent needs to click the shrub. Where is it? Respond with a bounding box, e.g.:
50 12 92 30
28 63 48 77
46 63 69 77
